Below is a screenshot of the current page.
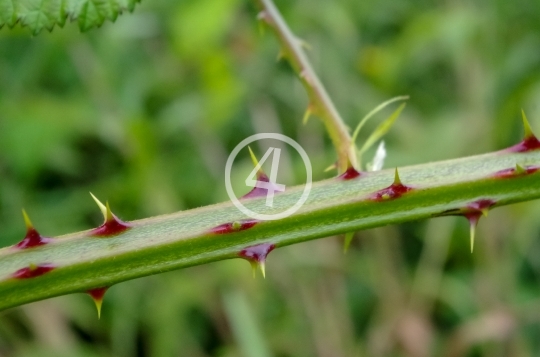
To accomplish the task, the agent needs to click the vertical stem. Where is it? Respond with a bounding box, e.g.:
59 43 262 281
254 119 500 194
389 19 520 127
256 0 356 172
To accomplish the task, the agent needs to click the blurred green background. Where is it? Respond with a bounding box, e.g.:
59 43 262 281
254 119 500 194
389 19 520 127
1 0 540 356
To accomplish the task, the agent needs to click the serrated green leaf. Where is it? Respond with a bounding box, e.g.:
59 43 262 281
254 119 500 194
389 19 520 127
0 0 140 33
0 0 19 27
19 0 63 34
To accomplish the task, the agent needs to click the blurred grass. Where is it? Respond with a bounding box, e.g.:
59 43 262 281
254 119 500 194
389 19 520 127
1 0 540 356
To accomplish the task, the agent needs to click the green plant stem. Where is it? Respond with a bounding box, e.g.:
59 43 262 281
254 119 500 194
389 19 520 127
256 0 356 172
0 149 539 311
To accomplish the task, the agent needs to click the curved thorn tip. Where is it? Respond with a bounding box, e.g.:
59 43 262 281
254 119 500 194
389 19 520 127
248 146 262 172
239 243 274 278
466 214 481 253
88 287 108 319
393 168 402 185
22 209 33 230
250 262 257 278
95 299 103 319
105 202 114 222
522 109 535 139
90 192 107 221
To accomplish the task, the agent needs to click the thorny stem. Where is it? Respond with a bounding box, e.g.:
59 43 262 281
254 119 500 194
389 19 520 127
255 0 356 173
0 148 539 311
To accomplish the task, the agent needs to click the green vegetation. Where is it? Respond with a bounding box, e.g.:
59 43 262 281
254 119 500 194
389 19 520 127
1 0 540 356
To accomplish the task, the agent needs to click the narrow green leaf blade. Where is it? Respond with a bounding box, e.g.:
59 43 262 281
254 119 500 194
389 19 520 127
358 103 407 156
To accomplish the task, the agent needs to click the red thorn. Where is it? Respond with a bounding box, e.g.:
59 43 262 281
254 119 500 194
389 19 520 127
211 219 259 234
89 197 131 237
87 287 108 319
12 263 55 279
91 215 131 237
239 243 275 277
465 212 481 224
371 169 412 201
467 199 495 213
338 167 362 180
15 210 52 249
242 148 286 199
242 172 284 199
372 183 411 200
506 111 540 152
239 243 275 262
506 137 540 152
439 199 496 217
87 287 108 301
16 229 52 249
493 165 539 178
460 200 495 253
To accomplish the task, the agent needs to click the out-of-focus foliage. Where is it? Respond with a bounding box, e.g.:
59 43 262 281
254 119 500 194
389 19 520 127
1 0 540 356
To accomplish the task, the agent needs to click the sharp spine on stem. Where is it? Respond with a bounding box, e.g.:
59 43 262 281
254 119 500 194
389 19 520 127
15 210 52 249
89 193 131 237
239 243 275 278
87 287 108 319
